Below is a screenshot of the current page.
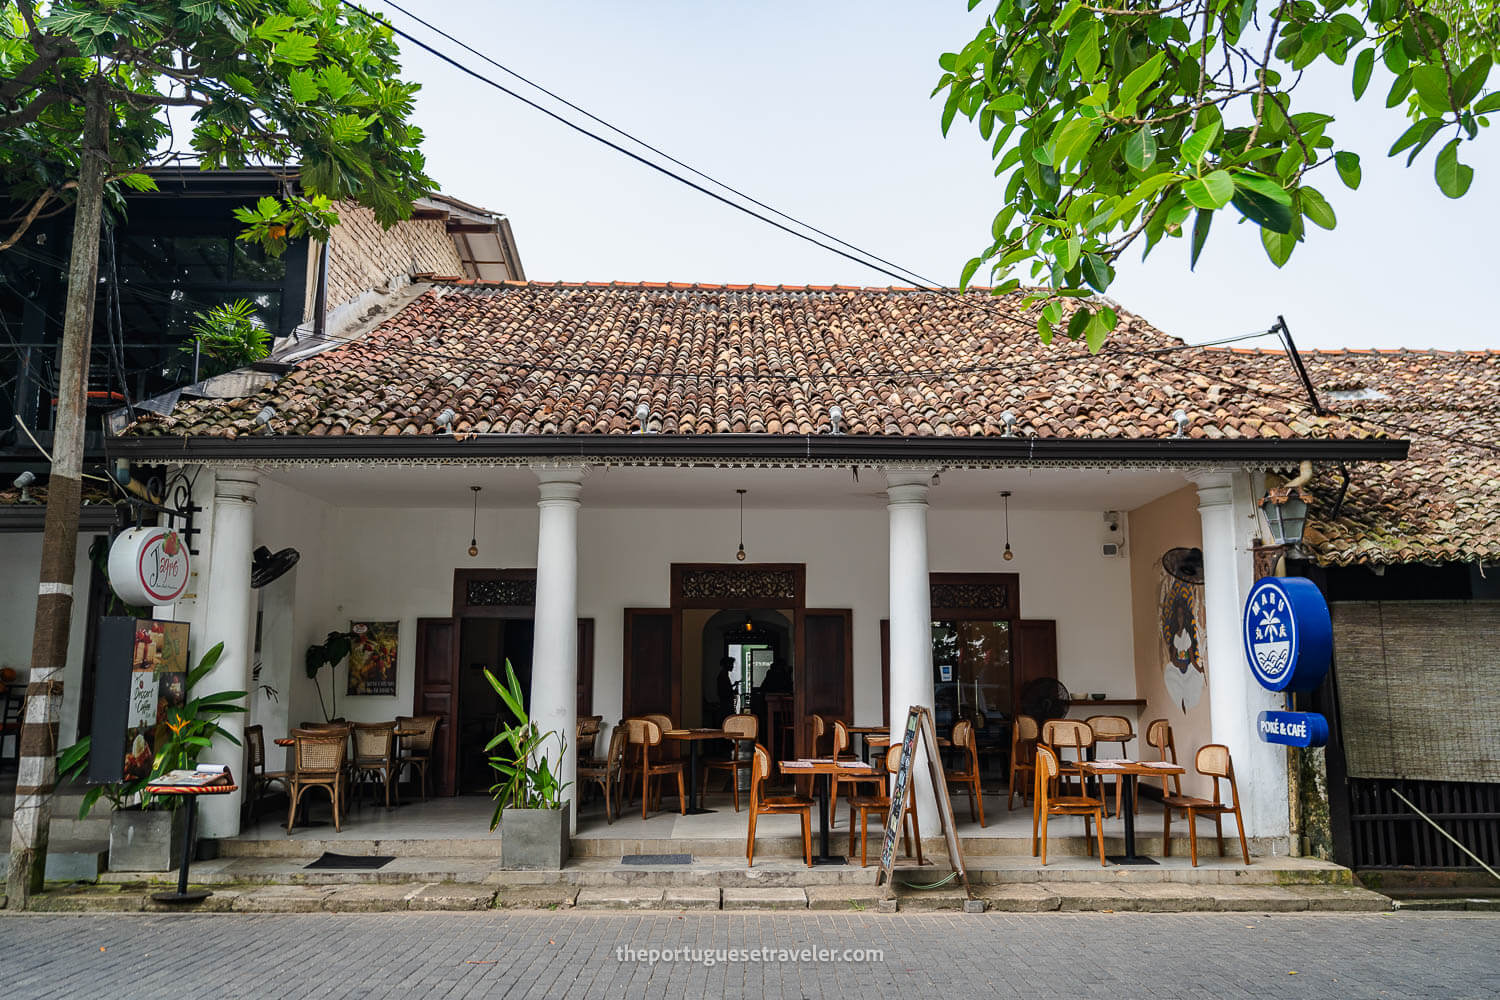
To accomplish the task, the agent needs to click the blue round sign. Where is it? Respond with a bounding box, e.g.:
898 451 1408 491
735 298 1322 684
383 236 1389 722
1242 576 1332 693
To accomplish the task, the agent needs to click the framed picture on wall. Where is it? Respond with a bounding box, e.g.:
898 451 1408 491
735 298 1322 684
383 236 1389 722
347 621 398 696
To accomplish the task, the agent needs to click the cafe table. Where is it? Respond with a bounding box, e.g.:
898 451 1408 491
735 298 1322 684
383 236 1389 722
663 728 732 815
779 758 876 865
846 725 888 764
1080 759 1185 865
142 774 237 904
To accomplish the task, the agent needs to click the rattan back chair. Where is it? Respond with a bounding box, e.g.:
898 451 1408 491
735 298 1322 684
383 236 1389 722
1041 718 1098 801
577 715 604 763
1031 745 1106 867
845 745 924 867
627 718 685 819
287 727 349 833
747 743 812 867
1008 714 1040 810
395 714 439 800
830 719 883 826
945 719 987 827
578 725 629 823
1162 743 1251 866
1085 714 1135 816
702 713 758 811
1145 718 1183 798
244 724 288 823
351 722 399 808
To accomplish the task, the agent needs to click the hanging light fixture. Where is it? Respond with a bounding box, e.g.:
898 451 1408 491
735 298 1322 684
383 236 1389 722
468 485 481 558
735 489 747 561
1001 490 1014 561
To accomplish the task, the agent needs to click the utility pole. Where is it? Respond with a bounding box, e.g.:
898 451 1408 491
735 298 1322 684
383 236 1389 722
6 78 109 906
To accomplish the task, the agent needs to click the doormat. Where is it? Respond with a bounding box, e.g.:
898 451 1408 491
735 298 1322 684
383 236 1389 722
305 852 395 870
621 854 692 865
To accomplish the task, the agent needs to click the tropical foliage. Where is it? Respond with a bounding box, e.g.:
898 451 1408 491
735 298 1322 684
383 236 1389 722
935 0 1499 347
183 298 272 380
483 661 570 829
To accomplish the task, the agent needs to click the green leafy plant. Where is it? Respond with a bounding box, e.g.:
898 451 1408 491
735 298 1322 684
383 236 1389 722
58 642 247 817
935 0 1499 348
483 660 570 829
304 630 352 722
181 299 271 380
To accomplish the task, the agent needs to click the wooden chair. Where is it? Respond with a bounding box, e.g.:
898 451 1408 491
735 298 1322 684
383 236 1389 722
945 719 987 827
1145 718 1183 804
794 713 828 797
576 715 603 763
578 725 628 823
351 722 399 808
847 745 925 867
395 714 438 801
627 718 685 819
1041 719 1100 806
764 692 794 764
1163 744 1251 866
702 713 758 811
287 728 348 833
1007 714 1039 810
644 712 677 764
747 744 812 867
1031 745 1106 867
829 720 885 827
1085 714 1135 816
243 724 289 822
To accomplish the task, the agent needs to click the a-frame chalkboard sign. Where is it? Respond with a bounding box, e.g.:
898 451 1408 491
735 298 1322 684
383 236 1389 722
875 705 970 894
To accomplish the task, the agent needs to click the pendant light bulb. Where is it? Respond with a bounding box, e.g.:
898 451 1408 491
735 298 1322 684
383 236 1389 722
1001 490 1014 561
735 489 748 562
468 485 481 558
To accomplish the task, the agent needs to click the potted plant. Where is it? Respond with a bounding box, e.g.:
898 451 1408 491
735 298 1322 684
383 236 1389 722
304 630 352 721
484 661 571 870
58 642 247 872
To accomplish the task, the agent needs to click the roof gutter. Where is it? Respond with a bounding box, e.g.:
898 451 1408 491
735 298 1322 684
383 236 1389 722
106 434 1410 465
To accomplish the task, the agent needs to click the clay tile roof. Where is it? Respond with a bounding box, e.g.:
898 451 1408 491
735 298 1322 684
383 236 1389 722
1288 349 1500 567
128 282 1377 448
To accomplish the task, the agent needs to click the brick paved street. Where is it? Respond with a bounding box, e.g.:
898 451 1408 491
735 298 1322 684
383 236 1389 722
2 911 1497 999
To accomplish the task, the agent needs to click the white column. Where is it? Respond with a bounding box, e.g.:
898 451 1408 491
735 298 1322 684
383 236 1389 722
886 468 938 829
529 465 585 834
1190 469 1289 847
196 468 258 838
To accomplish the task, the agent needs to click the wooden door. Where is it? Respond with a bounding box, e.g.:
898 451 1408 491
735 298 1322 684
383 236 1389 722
799 608 853 756
1013 618 1059 710
622 609 675 720
576 618 595 716
415 617 459 796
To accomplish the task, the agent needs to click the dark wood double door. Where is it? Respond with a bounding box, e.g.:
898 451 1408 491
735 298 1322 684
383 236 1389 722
414 570 594 797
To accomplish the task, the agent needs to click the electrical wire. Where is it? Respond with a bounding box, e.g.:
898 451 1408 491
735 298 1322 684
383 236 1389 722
368 0 945 290
337 0 944 292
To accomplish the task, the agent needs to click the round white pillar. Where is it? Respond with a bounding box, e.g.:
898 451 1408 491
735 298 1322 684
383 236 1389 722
196 468 258 838
1190 469 1289 847
529 465 585 834
886 469 938 829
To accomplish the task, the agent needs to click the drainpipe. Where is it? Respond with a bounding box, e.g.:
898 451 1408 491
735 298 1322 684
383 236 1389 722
311 240 329 342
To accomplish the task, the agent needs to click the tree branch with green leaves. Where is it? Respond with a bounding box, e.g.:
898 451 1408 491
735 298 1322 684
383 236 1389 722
936 0 1498 349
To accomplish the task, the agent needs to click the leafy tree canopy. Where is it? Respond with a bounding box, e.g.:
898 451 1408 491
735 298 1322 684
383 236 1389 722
936 0 1499 348
0 0 433 253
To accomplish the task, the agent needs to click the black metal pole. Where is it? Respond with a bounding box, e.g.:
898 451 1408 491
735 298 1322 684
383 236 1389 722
177 796 197 897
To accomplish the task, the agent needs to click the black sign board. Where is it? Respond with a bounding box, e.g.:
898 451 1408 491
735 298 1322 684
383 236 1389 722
876 705 970 894
87 616 190 784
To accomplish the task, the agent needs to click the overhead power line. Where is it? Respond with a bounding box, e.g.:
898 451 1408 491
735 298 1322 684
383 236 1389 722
337 0 943 292
369 0 944 290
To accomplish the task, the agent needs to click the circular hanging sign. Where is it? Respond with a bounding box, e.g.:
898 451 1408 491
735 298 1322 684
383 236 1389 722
108 527 191 606
1242 576 1332 693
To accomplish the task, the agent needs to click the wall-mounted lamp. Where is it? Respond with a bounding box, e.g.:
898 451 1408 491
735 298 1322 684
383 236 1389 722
1259 485 1310 548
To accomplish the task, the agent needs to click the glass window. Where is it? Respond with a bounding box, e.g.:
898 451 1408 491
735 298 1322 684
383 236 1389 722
931 619 1012 748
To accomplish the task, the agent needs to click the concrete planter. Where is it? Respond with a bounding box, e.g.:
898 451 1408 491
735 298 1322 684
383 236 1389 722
499 803 570 870
109 807 187 873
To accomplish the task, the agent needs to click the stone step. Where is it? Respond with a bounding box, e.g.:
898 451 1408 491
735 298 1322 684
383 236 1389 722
0 839 107 883
27 880 1393 913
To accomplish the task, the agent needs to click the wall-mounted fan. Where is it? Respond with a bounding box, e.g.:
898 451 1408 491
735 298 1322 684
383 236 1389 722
251 545 300 588
1018 677 1072 724
1161 546 1204 584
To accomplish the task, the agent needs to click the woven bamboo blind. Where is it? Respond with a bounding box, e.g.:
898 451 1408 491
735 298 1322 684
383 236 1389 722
1332 602 1500 783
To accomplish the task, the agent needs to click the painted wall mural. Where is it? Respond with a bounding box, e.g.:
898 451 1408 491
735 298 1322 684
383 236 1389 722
1158 547 1207 712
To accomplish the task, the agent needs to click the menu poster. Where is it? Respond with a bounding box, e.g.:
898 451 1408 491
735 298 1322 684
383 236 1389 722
347 620 398 697
121 620 190 781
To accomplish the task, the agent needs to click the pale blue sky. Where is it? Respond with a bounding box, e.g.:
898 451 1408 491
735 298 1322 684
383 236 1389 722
390 0 1497 350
